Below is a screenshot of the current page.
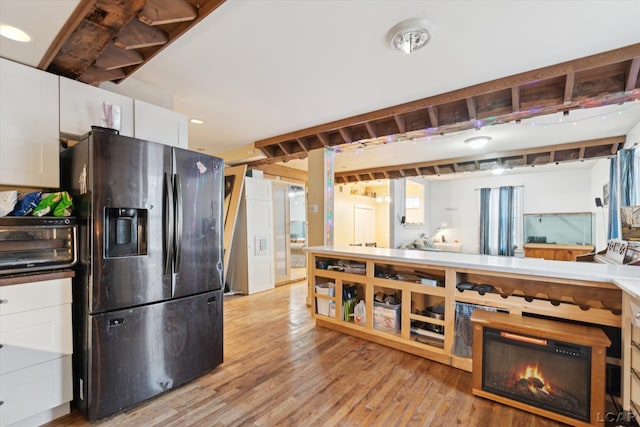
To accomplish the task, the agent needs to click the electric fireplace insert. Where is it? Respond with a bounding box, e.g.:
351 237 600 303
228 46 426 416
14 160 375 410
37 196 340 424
471 310 611 426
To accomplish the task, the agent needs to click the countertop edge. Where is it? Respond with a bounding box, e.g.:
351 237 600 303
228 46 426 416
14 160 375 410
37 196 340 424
0 269 75 287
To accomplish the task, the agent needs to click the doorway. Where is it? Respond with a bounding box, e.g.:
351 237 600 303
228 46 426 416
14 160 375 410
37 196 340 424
272 181 306 285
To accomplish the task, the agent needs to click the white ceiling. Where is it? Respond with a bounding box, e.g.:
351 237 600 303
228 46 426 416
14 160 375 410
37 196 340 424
1 0 640 172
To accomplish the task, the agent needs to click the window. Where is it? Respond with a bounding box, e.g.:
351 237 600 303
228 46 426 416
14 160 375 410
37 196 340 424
404 178 425 225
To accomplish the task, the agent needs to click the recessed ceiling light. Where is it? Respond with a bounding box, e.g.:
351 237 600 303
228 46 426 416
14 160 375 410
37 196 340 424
387 18 431 54
0 24 31 42
190 118 204 125
464 136 491 149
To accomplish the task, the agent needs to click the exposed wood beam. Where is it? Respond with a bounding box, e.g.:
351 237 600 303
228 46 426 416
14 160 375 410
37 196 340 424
37 0 97 69
511 86 520 112
394 114 406 133
296 138 309 152
255 43 640 150
95 44 144 70
466 97 477 121
115 18 169 49
139 0 198 26
383 171 389 179
317 132 330 147
277 142 290 155
579 146 586 160
564 73 575 104
254 164 308 183
427 106 439 128
626 57 640 92
550 151 556 163
338 128 352 144
365 122 377 139
433 165 440 175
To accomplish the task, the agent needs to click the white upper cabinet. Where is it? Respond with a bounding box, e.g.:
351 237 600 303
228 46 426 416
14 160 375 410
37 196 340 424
134 99 188 148
59 76 134 137
0 58 60 188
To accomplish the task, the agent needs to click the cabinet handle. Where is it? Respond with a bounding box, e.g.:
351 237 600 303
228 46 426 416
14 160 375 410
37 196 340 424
636 312 640 319
0 299 7 304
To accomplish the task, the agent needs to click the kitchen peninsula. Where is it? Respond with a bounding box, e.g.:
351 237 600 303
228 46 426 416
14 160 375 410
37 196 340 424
307 245 640 424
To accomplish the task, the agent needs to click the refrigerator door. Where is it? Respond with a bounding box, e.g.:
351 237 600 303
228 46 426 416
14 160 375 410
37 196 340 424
87 289 223 421
172 148 224 297
91 130 172 313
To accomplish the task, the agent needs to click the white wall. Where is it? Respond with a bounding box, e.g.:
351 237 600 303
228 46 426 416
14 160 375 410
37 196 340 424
390 178 430 248
590 158 610 251
427 166 594 254
334 184 390 247
626 120 640 148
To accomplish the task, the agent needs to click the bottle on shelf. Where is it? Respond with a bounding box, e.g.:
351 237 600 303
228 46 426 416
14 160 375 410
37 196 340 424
353 300 366 326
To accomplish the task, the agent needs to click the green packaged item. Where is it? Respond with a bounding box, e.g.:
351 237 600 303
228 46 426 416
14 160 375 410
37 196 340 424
32 192 62 217
53 191 73 217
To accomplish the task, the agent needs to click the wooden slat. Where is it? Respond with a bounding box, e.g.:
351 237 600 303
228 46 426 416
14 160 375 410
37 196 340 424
394 114 406 133
296 137 309 151
94 43 144 70
277 142 290 155
466 97 476 121
139 0 198 26
626 57 640 92
317 132 330 147
115 18 169 49
427 106 438 128
78 66 126 85
511 86 520 112
564 72 575 103
365 122 377 138
338 128 352 144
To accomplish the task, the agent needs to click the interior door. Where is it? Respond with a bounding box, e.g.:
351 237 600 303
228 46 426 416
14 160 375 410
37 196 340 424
272 181 290 284
354 205 375 246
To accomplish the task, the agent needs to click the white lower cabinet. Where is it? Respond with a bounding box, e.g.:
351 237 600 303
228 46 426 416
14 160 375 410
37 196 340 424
0 277 73 427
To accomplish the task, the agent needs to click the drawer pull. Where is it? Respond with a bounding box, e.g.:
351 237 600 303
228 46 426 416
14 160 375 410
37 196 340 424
0 299 7 304
636 312 640 319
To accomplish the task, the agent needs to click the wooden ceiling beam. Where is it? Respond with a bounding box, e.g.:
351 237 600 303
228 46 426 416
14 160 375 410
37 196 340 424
139 0 197 26
511 86 520 112
427 106 438 128
277 142 290 155
115 18 169 49
338 128 352 144
564 73 575 104
95 43 144 70
365 122 377 139
317 132 330 147
296 137 309 152
626 57 640 92
466 97 477 121
394 114 406 133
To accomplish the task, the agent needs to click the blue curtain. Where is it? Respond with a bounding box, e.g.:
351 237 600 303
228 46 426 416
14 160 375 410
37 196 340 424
498 186 515 256
620 147 636 206
608 157 620 239
479 188 491 254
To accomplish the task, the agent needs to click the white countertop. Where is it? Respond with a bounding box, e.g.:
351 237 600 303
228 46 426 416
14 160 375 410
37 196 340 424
307 245 640 284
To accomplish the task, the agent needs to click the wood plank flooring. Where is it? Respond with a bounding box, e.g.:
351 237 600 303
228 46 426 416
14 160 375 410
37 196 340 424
45 282 574 426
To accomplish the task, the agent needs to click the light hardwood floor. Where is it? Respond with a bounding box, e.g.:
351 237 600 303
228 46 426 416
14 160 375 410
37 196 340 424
46 281 573 426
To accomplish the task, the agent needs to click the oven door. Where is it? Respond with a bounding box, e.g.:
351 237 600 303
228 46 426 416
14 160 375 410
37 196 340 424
0 217 77 275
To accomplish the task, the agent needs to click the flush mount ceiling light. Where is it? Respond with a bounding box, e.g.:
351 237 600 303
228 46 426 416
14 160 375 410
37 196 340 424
464 136 491 149
189 118 205 125
0 24 31 42
387 18 431 54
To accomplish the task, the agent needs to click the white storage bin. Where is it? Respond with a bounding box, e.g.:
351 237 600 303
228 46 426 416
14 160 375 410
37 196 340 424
315 283 335 316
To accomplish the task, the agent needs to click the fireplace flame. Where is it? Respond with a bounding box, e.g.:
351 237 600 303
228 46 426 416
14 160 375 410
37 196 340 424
519 364 551 395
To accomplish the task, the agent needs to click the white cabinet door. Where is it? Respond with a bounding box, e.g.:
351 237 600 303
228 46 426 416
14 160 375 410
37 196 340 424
0 58 59 188
59 76 134 137
134 99 188 148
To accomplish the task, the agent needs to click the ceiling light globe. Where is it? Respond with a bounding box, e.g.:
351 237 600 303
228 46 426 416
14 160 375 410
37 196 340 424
387 18 431 54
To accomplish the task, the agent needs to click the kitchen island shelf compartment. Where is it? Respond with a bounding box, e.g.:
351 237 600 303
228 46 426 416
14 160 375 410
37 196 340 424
308 246 623 377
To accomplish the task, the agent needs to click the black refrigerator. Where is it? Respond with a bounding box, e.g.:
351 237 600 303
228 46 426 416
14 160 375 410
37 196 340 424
61 127 224 421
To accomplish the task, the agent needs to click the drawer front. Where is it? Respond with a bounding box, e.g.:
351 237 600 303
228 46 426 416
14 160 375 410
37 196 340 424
0 278 71 316
0 305 72 374
0 355 72 427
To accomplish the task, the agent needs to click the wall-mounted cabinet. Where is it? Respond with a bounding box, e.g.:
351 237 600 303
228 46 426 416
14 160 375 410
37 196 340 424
134 99 188 148
59 76 134 137
0 58 59 188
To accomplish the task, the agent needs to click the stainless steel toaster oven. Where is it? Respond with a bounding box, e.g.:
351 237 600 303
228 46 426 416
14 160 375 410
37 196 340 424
0 216 77 275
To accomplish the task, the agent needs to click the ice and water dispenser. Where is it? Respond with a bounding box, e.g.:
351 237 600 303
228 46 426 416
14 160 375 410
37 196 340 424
105 208 147 257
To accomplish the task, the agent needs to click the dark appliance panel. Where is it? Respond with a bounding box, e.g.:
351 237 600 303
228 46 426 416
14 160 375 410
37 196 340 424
91 133 172 313
85 289 223 421
171 148 224 297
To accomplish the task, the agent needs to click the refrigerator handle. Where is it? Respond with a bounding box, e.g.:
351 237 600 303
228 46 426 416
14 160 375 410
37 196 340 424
174 173 183 274
164 172 174 276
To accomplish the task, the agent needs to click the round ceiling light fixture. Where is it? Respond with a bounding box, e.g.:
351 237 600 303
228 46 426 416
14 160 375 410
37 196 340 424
0 24 31 42
464 136 491 149
387 18 431 54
